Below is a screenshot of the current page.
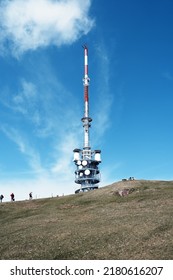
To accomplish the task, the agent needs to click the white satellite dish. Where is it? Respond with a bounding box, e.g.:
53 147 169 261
77 160 81 165
82 160 87 166
84 169 90 175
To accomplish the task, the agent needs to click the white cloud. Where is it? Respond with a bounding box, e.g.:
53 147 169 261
92 45 113 144
0 0 94 56
51 131 80 176
1 73 80 137
0 125 45 175
12 80 40 123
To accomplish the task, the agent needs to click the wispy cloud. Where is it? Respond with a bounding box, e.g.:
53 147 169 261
12 80 42 125
1 66 80 135
0 0 94 57
0 125 45 175
0 120 80 200
92 45 113 144
0 62 81 190
51 131 80 175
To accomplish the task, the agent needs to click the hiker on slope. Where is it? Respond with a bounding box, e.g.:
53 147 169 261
10 193 15 202
0 194 4 202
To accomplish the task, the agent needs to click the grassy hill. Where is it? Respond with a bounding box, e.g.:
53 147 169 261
0 180 173 260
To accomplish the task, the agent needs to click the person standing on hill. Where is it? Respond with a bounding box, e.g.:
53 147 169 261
10 193 15 201
29 192 33 200
0 194 4 202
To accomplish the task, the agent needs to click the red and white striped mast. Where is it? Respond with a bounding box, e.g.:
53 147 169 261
82 45 92 149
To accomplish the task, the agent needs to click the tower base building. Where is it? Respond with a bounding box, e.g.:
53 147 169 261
73 148 101 193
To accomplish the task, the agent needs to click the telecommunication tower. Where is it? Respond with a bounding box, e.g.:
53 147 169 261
73 46 101 193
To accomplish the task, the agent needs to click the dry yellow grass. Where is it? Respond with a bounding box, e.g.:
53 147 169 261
0 180 173 259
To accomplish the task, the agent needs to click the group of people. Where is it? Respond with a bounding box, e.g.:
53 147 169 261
0 192 33 203
0 193 16 202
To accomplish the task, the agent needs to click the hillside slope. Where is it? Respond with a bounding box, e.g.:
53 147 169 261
0 180 173 260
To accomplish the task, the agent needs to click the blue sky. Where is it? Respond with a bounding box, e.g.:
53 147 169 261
0 0 173 201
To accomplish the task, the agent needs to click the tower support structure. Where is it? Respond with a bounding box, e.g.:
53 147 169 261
73 46 101 194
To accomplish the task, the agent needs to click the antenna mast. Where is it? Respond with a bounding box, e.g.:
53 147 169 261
82 45 92 148
73 46 101 193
